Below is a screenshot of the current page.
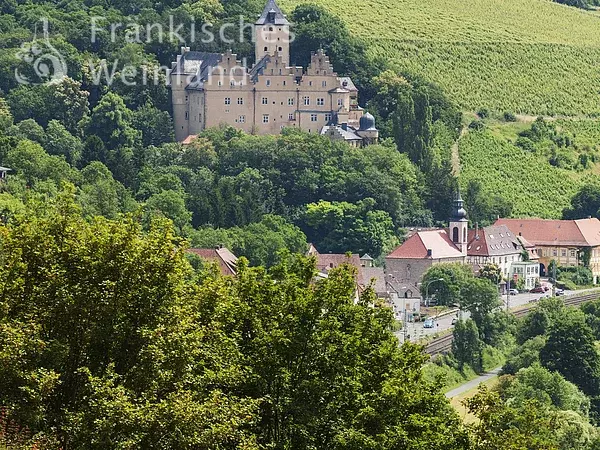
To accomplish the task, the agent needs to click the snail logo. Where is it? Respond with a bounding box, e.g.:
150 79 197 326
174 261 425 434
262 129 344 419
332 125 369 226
15 19 67 85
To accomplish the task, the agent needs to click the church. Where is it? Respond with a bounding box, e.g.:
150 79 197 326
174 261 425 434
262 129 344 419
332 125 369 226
168 0 378 146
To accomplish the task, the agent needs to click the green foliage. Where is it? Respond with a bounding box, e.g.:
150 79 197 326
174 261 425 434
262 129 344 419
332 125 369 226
300 198 398 257
420 263 473 306
499 364 590 416
563 184 600 220
503 335 546 375
0 193 471 448
516 296 565 345
540 309 600 397
190 214 308 267
452 319 483 372
466 386 560 450
478 263 502 283
582 298 600 340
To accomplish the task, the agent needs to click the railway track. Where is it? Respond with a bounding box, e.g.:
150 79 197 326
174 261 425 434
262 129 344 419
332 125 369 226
423 290 600 357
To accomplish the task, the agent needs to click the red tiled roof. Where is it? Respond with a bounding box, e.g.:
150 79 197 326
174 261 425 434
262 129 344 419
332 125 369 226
182 135 199 145
386 230 463 259
314 253 363 284
187 247 238 275
494 218 600 247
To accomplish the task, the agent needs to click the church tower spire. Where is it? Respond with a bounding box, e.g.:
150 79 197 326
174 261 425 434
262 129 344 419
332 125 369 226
255 0 290 66
449 190 468 255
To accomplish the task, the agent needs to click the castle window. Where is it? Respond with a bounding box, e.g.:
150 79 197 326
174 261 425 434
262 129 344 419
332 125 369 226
237 97 243 105
303 96 310 106
288 98 294 106
266 79 271 86
185 111 188 120
317 98 324 106
269 27 273 31
337 98 343 106
452 227 459 243
322 80 327 87
263 114 269 123
218 81 222 86
239 115 245 123
278 47 282 51
310 114 318 122
185 95 188 102
283 80 286 86
230 80 235 86
309 81 313 86
262 97 268 105
288 113 294 120
223 68 227 74
264 46 268 51
224 97 231 105
279 69 282 75
325 113 332 122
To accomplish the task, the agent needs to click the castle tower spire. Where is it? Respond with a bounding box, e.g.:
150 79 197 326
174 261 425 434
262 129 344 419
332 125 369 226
255 0 290 66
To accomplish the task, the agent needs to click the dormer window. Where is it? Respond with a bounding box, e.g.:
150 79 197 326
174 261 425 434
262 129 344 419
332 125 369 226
269 26 274 31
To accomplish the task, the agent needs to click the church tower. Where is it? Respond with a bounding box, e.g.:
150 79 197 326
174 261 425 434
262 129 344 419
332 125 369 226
255 0 290 66
449 190 468 255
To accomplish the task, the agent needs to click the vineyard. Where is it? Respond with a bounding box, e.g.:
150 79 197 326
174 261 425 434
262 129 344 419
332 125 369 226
284 0 600 115
458 122 600 218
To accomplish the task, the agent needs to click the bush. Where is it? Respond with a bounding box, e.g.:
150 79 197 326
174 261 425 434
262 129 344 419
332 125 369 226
469 120 485 131
503 112 517 122
477 108 490 119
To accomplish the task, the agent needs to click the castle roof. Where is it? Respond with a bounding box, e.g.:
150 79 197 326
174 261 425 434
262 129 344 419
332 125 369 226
256 0 289 25
171 51 221 76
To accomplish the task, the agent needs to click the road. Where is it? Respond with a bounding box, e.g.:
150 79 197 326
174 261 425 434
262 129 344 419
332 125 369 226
393 286 583 344
445 367 502 398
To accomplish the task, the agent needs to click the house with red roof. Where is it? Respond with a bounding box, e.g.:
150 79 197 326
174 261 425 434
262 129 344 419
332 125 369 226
385 193 468 299
495 217 600 282
187 246 238 275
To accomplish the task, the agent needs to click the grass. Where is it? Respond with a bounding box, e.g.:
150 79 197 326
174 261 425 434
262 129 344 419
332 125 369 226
283 0 600 115
449 375 500 423
423 345 506 392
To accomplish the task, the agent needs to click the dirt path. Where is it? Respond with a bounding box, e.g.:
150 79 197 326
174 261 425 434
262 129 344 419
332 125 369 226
451 126 468 176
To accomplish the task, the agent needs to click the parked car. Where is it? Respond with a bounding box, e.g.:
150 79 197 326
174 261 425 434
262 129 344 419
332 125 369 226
423 318 435 328
509 288 519 296
555 288 565 296
530 286 545 293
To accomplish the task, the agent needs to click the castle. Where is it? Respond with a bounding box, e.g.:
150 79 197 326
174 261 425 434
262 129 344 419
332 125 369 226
168 0 378 146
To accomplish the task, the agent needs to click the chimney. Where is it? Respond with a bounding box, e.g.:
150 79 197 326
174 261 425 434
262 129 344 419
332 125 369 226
427 249 432 257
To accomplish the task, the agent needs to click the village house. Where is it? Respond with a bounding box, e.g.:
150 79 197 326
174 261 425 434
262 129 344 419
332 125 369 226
495 217 600 282
385 192 532 299
187 246 238 275
169 0 378 146
385 193 469 299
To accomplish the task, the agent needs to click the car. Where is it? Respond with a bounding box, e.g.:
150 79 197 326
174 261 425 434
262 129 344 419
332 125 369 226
423 318 435 329
555 288 565 296
451 317 458 325
530 286 545 293
509 288 519 296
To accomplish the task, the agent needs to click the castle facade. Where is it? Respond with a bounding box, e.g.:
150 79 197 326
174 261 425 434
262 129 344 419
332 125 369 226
168 0 378 146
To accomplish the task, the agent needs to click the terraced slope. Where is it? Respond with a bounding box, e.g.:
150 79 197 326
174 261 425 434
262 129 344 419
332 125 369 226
283 0 600 115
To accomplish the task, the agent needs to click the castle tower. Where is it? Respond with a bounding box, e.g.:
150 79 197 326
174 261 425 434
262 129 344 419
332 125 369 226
356 112 379 146
449 190 468 255
255 0 290 66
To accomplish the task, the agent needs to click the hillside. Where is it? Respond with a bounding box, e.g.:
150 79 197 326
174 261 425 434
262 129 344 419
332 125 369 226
283 0 600 115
